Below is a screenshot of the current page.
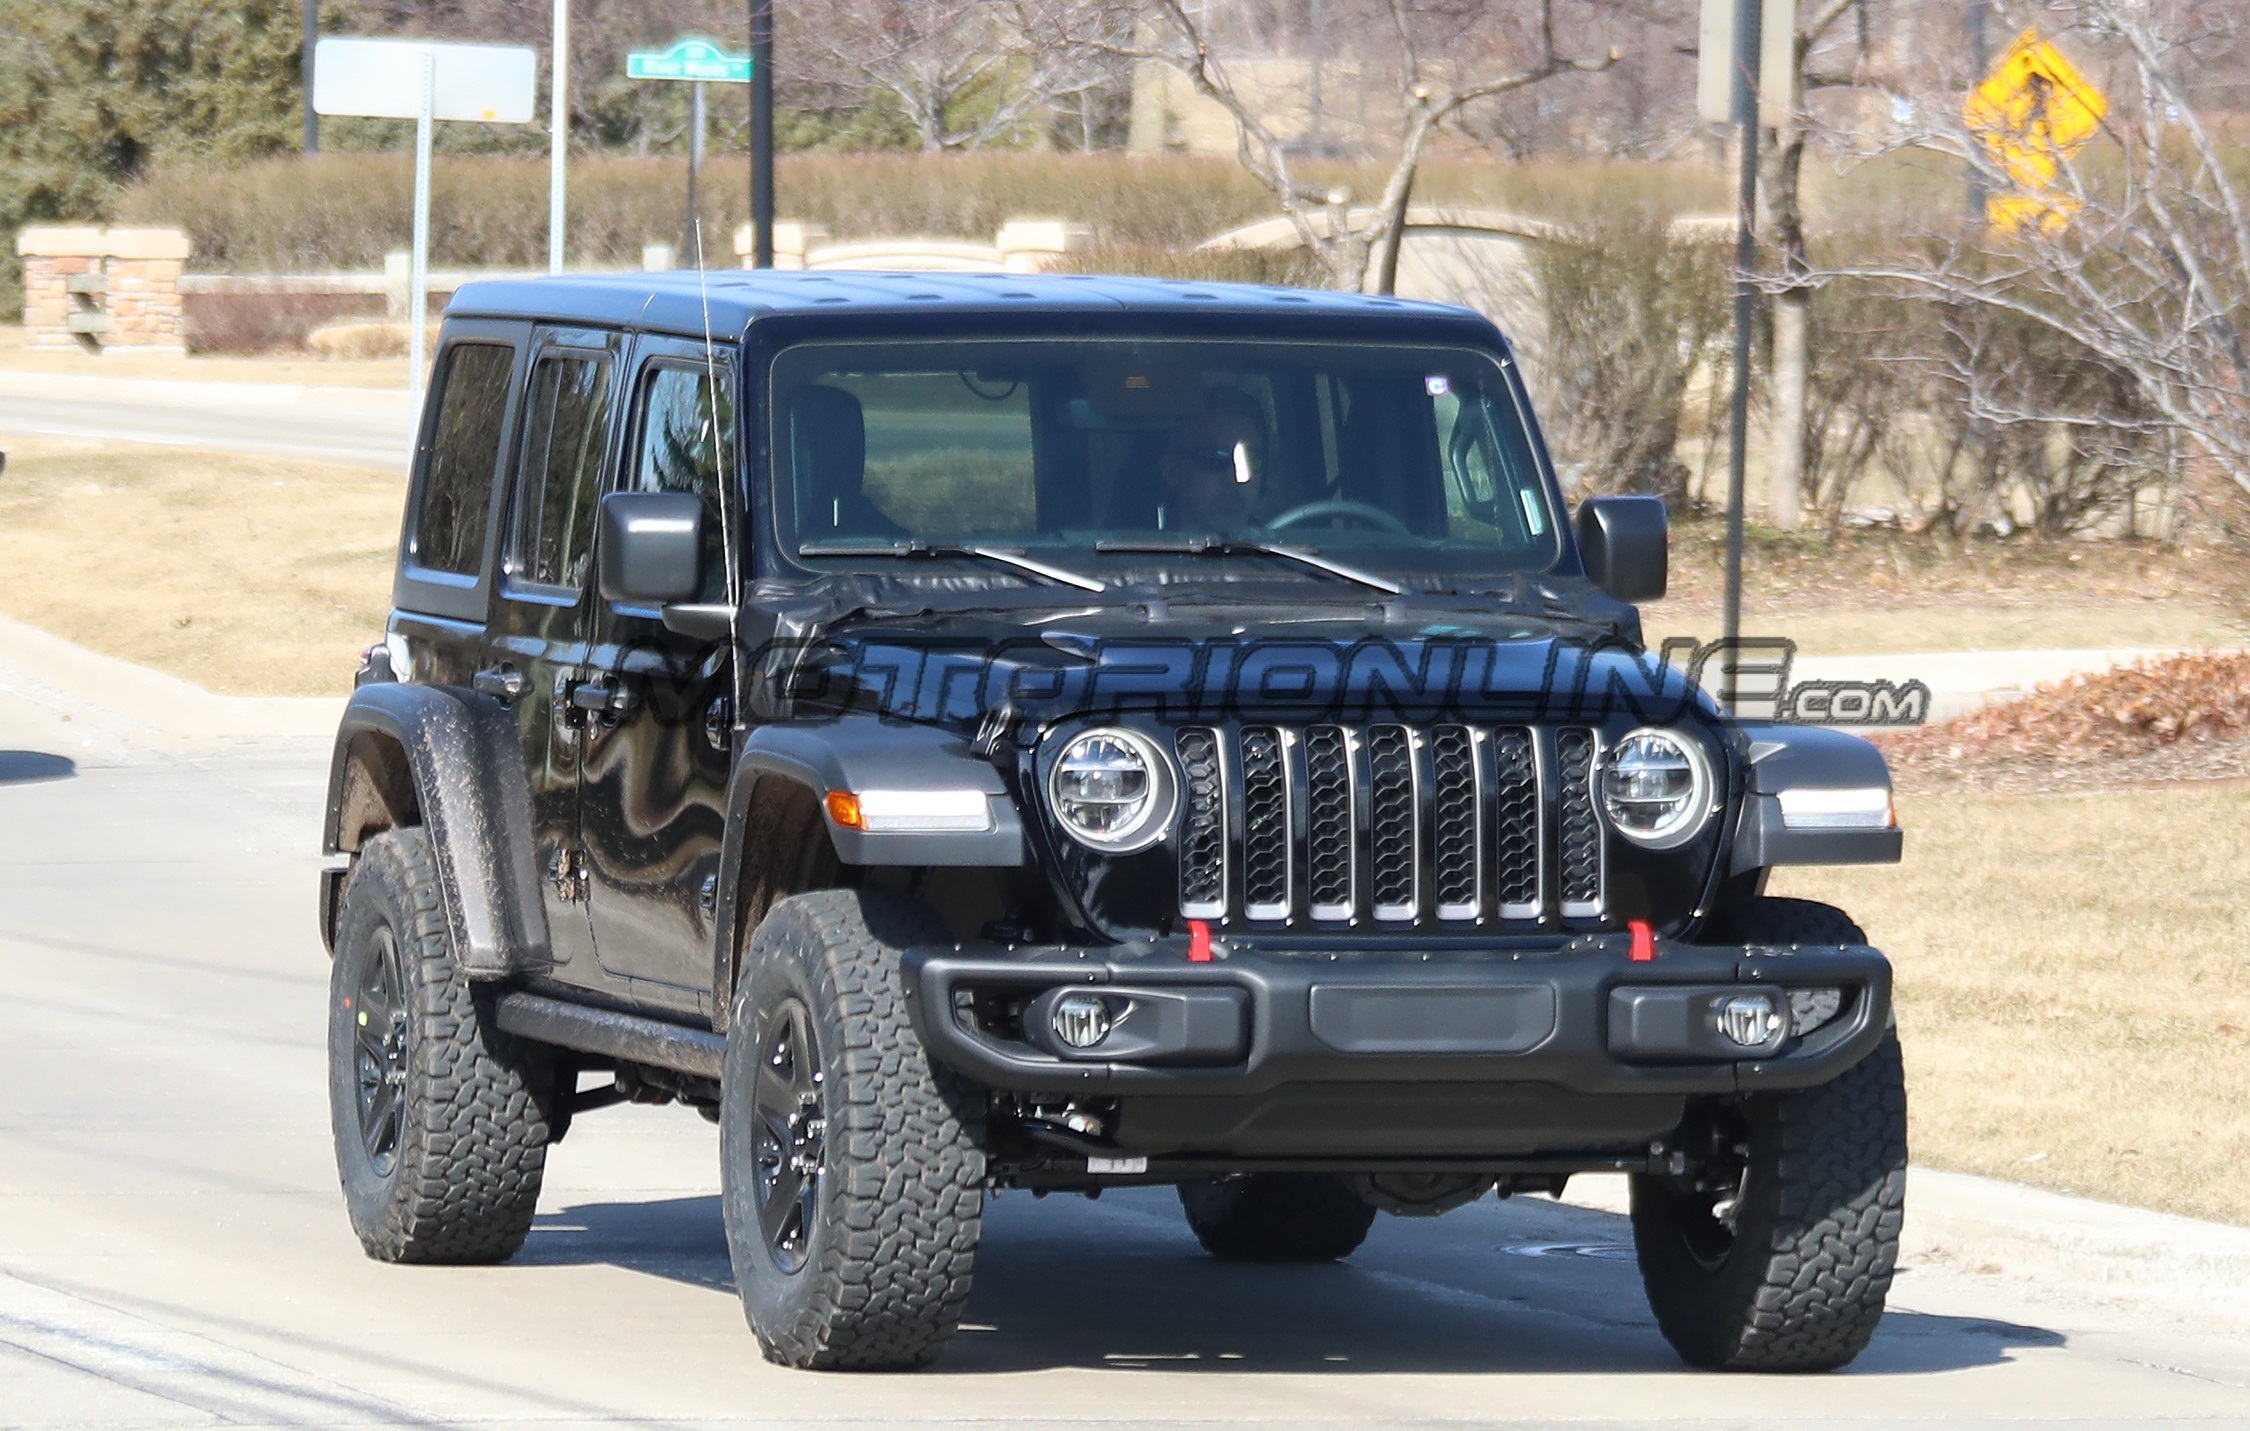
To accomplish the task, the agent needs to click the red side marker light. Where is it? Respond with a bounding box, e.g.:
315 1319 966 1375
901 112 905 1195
1628 919 1656 962
1187 919 1213 962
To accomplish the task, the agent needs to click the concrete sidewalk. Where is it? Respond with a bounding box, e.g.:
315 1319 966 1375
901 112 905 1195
0 367 411 470
0 610 342 763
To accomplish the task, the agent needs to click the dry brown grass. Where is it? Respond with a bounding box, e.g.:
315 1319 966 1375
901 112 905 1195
1779 784 2250 1227
0 438 400 695
1648 518 2250 656
0 324 409 388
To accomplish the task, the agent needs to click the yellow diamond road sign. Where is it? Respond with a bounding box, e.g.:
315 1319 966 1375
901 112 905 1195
1963 29 2108 229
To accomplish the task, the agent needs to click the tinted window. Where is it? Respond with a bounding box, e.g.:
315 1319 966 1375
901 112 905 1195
630 363 735 604
774 338 1560 584
415 343 513 576
508 352 612 590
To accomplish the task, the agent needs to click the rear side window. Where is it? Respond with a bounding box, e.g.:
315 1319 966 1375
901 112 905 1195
629 363 735 604
508 352 612 590
413 344 513 576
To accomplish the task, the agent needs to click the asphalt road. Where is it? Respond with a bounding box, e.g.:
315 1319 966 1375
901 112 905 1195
3 737 2249 1428
0 375 409 470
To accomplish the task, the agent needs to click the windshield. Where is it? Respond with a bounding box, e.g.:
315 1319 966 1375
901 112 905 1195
773 337 1562 585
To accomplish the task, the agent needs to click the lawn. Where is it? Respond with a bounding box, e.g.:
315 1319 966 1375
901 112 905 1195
0 438 401 696
1780 782 2250 1226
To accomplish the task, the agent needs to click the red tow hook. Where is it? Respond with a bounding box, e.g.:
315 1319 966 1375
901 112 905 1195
1627 919 1656 962
1187 919 1214 962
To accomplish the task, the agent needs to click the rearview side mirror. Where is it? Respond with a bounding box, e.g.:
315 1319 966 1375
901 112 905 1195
597 491 703 606
1574 495 1668 603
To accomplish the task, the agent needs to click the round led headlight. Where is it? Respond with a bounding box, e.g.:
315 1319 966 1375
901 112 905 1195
1046 727 1176 853
1599 727 1714 850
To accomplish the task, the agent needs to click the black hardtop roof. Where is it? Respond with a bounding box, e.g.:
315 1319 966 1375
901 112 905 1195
442 268 1507 347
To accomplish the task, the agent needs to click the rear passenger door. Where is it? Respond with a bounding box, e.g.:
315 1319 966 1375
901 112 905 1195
581 339 740 1017
482 325 623 992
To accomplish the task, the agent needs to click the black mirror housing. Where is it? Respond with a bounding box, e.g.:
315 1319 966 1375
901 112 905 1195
597 491 703 606
1574 495 1668 603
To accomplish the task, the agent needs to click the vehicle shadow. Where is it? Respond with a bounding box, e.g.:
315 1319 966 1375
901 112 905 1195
0 751 75 785
520 1190 2063 1377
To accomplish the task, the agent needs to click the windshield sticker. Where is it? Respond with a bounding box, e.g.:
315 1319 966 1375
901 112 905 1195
1425 374 1450 396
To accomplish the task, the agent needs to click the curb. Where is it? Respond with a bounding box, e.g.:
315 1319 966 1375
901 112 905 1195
0 611 343 756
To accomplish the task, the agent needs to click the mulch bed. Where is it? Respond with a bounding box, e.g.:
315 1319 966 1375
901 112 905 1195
1876 651 2250 795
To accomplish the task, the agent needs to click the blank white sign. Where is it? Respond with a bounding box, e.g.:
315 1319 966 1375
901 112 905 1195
312 37 537 123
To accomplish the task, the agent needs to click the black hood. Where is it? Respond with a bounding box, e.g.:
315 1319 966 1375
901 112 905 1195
760 580 1713 739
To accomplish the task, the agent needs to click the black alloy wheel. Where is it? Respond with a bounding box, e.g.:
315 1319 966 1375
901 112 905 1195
350 925 411 1177
752 999 826 1273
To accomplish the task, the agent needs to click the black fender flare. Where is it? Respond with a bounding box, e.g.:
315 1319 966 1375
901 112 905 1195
322 682 550 978
1728 722 1904 873
706 716 1025 1021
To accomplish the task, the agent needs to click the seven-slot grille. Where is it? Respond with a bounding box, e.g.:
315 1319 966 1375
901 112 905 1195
1169 723 1603 927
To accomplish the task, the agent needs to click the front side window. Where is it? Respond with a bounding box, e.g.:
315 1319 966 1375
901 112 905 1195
414 343 514 576
508 352 611 591
774 337 1559 585
630 362 735 604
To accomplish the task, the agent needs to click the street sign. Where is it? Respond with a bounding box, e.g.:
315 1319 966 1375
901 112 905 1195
311 37 537 123
1963 28 2108 231
627 37 753 84
311 37 540 438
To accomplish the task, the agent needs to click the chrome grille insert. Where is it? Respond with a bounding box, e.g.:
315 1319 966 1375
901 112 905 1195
1304 725 1355 921
1555 727 1604 919
1166 722 1602 929
1176 728 1226 919
1365 726 1419 922
1239 726 1291 921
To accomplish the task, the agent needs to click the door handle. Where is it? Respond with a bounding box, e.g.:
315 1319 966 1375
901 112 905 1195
566 675 641 720
473 665 528 702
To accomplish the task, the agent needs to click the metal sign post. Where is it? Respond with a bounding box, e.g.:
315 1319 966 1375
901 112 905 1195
1721 0 1761 715
750 0 775 268
550 0 570 273
625 40 754 270
313 37 537 438
410 51 435 430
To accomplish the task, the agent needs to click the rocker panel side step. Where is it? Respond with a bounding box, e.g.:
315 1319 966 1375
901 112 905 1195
493 992 725 1079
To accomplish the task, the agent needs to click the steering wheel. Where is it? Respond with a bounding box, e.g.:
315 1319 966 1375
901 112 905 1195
1263 499 1413 536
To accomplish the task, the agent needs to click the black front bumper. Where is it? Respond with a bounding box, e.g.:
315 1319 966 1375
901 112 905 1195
901 931 1892 1100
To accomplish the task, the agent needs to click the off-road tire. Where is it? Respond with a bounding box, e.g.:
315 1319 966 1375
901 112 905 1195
327 828 553 1264
721 888 985 1371
1633 897 1907 1372
1179 1175 1378 1262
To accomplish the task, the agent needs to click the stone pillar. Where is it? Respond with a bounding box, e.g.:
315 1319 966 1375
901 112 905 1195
737 221 829 270
15 225 191 355
996 219 1094 273
101 228 191 353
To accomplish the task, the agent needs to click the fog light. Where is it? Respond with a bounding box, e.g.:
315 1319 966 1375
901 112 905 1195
1716 992 1787 1049
1789 986 1844 1035
1050 993 1113 1050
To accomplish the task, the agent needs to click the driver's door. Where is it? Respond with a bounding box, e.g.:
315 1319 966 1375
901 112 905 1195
580 339 741 1018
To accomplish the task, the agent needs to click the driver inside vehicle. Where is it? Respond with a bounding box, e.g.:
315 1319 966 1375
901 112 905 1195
1158 388 1269 534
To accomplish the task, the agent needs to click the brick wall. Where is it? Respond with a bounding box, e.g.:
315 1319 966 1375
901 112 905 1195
15 226 192 354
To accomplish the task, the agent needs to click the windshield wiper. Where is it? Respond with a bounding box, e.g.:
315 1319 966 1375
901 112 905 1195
799 540 1106 593
1095 537 1403 595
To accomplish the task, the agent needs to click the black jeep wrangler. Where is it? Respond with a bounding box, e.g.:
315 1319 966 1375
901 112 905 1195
322 271 1907 1373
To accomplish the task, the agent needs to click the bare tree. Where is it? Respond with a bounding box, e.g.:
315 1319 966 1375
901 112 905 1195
1831 0 2250 515
1031 0 1616 291
794 0 1116 151
1760 0 1888 530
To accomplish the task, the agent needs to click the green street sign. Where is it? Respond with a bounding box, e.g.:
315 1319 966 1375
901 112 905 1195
626 38 753 84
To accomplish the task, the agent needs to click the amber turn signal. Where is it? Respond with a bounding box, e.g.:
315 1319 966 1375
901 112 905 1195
824 789 864 829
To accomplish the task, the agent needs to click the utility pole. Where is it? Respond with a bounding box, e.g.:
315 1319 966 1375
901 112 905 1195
1966 0 1989 220
301 0 319 152
749 0 775 267
549 0 570 274
1720 0 1763 713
